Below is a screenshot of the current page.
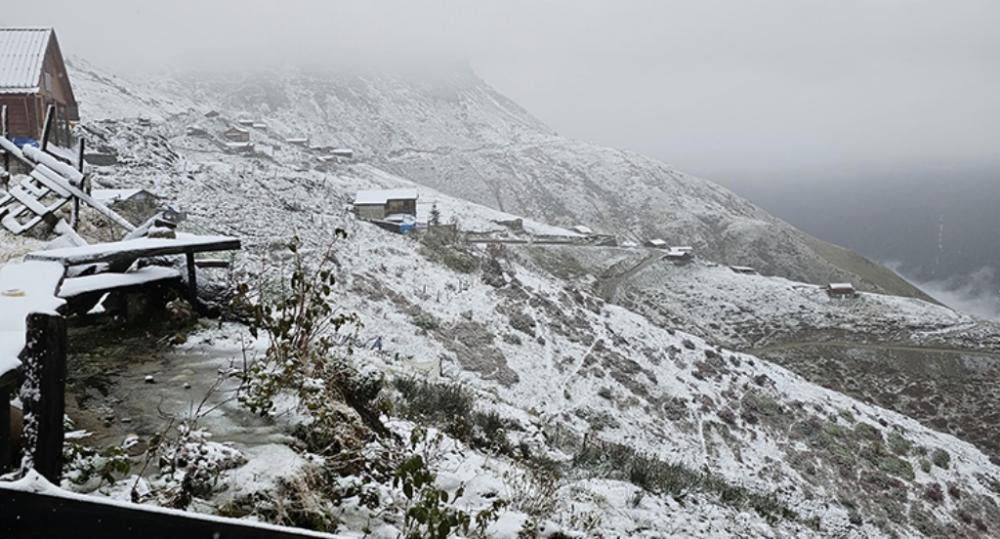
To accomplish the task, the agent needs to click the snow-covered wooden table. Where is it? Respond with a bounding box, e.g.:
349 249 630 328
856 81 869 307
26 234 241 305
25 234 241 267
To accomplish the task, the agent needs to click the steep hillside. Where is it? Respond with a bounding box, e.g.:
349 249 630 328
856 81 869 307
1 72 986 536
66 59 930 300
521 244 1000 466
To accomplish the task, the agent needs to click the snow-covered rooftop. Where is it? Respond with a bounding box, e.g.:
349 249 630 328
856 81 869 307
829 282 855 290
0 28 52 93
353 188 418 205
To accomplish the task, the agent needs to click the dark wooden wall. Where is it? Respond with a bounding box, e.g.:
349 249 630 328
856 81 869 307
0 486 334 539
0 95 38 139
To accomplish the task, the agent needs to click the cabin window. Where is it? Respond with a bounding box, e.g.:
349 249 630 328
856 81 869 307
43 73 53 91
386 200 411 214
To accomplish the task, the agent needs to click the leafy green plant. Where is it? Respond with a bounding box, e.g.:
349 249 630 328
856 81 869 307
235 235 386 443
62 443 131 487
394 428 506 539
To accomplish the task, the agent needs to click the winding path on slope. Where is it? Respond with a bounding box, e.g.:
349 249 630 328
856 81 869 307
596 252 661 303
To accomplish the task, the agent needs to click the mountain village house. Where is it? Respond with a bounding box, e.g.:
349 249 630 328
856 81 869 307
0 28 78 147
827 282 857 298
223 126 249 142
353 189 418 220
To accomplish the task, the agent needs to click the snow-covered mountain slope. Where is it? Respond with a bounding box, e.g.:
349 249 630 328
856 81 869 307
13 85 992 536
66 59 931 302
536 247 1000 467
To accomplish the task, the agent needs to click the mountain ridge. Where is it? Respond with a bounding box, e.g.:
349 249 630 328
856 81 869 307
66 57 934 302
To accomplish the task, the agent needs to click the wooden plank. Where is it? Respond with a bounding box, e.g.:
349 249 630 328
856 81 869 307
58 267 180 298
19 177 48 198
33 163 133 231
0 139 131 232
27 236 242 267
2 212 44 235
0 484 338 539
9 185 50 216
194 259 230 268
28 167 71 197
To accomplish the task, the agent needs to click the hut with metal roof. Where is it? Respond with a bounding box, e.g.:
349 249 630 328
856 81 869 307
353 189 418 221
0 28 78 146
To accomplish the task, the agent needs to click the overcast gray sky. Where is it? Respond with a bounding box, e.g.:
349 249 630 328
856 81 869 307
7 0 999 188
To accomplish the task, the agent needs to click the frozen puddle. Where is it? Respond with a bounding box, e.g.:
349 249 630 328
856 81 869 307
66 327 303 496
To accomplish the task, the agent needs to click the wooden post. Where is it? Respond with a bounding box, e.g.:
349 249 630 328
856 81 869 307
185 251 197 299
19 313 67 483
1 104 8 191
71 138 86 230
40 105 55 153
0 383 10 474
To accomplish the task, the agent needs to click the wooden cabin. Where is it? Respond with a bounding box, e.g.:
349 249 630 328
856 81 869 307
827 282 857 298
222 126 249 142
353 189 418 220
0 28 79 146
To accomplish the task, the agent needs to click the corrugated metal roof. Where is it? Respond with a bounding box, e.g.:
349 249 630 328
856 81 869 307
0 28 52 93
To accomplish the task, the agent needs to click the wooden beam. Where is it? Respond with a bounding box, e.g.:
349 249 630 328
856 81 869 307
40 105 54 153
19 313 66 483
27 237 241 267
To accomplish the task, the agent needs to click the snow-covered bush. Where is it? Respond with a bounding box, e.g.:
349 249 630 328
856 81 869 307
235 235 386 449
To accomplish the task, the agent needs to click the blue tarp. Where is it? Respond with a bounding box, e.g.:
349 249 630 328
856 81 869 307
11 137 39 148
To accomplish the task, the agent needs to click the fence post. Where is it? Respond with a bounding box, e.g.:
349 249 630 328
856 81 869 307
19 313 66 483
0 383 10 473
1 104 8 191
71 137 86 230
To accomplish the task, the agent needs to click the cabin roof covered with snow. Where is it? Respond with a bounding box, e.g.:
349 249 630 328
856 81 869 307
354 189 418 205
828 282 855 290
0 28 53 93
